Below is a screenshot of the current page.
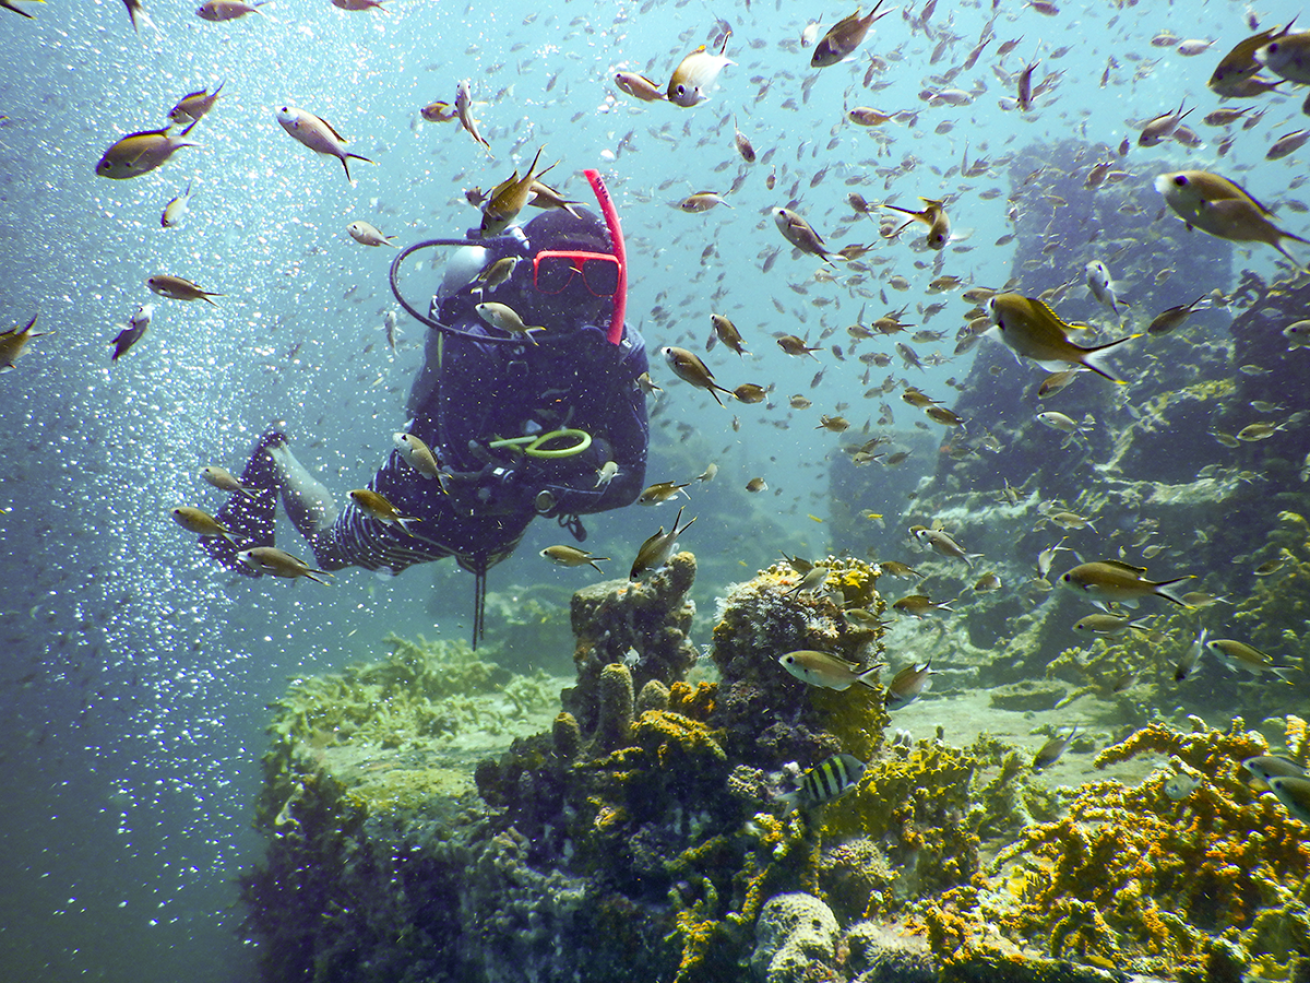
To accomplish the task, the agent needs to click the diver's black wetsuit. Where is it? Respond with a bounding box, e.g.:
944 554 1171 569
312 313 649 575
208 207 649 594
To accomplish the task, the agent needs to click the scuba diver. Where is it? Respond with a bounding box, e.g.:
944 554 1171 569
203 169 649 644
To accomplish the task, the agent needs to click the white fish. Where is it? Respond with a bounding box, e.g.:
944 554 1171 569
392 432 441 480
347 220 396 247
276 105 374 182
161 180 194 228
1084 260 1121 313
666 35 734 108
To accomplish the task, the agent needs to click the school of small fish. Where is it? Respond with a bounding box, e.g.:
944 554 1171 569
6 0 1310 832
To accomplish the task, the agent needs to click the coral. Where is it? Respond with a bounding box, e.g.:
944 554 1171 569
817 837 895 924
709 558 889 769
595 661 635 751
918 715 1310 980
820 737 982 897
750 893 839 983
564 551 700 733
838 919 935 982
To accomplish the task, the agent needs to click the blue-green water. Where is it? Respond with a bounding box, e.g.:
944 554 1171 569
0 0 1305 979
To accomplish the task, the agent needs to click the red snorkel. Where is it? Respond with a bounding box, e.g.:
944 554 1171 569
585 168 627 345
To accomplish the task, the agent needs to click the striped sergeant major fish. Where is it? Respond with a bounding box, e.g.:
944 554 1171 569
779 753 867 811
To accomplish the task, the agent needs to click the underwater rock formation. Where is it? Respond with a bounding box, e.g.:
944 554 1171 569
242 539 1307 983
751 892 840 983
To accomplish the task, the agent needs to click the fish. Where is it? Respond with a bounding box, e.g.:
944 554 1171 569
1254 30 1310 84
170 505 235 541
0 314 48 372
614 71 666 102
733 383 767 403
710 314 748 356
1084 260 1121 313
540 545 608 573
1059 560 1193 607
677 191 732 213
332 0 387 10
347 220 397 247
1267 129 1310 161
784 566 831 597
1208 21 1298 96
660 346 734 405
1016 60 1040 112
1072 613 1150 637
383 309 400 350
1032 725 1079 771
778 649 884 691
1163 772 1201 800
779 754 867 811
732 115 756 162
883 198 951 250
842 608 886 631
472 257 519 293
110 303 153 360
147 274 222 305
349 488 420 535
1268 776 1310 824
635 372 662 396
594 461 620 488
1174 629 1207 682
393 432 441 481
419 100 458 122
694 464 717 484
455 79 493 152
879 560 920 579
236 546 333 585
1 0 43 18
160 180 194 228
1283 320 1310 349
475 302 545 345
167 81 225 125
1155 170 1310 271
891 594 955 617
276 105 374 183
811 2 889 68
885 659 933 710
745 477 767 492
973 572 1003 594
196 0 267 21
912 527 981 568
121 0 144 28
985 293 1138 384
1205 638 1296 681
1147 296 1208 335
629 505 695 579
200 465 258 499
667 33 734 107
772 207 836 264
776 335 822 359
1242 755 1309 788
95 122 200 179
481 147 550 234
1137 102 1192 147
638 481 691 505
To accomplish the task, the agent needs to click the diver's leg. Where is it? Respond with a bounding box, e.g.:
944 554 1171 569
265 441 339 538
202 428 286 574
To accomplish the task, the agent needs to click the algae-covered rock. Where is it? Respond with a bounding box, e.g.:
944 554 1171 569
751 892 839 983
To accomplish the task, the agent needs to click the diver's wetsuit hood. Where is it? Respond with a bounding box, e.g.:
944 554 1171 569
390 207 620 347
